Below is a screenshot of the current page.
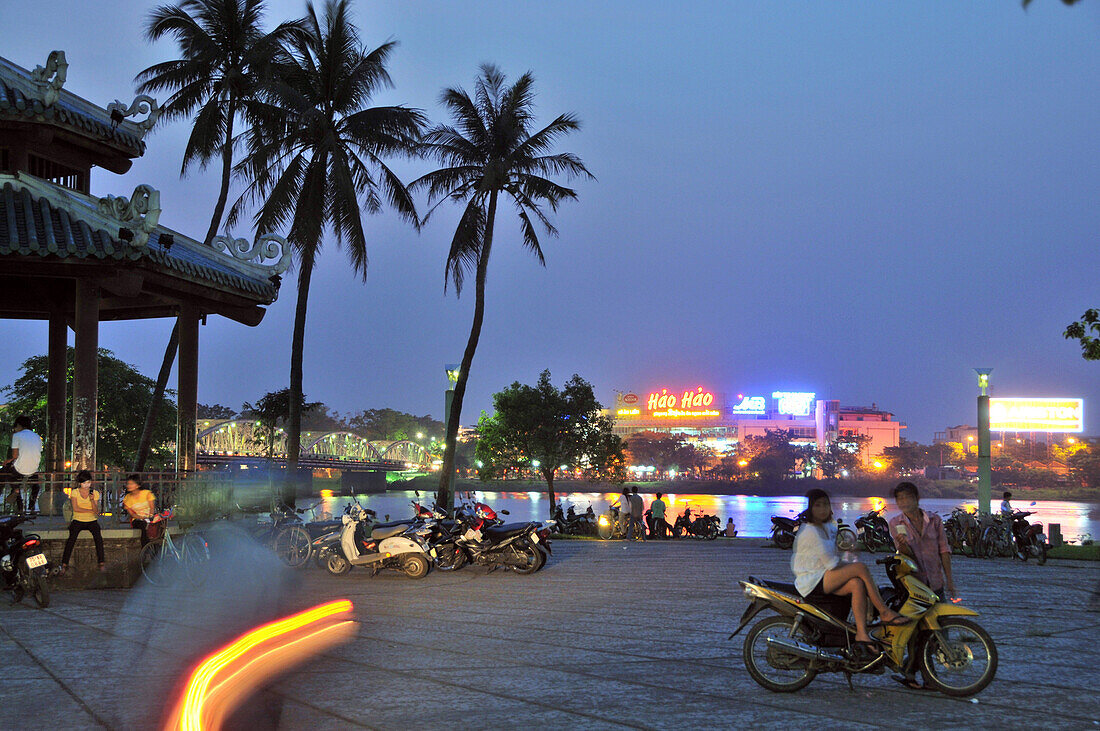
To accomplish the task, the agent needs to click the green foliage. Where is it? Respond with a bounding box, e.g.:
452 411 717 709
347 409 443 442
1064 308 1100 360
197 403 237 419
623 432 713 475
1067 440 1100 488
475 371 624 506
817 435 871 478
0 348 177 469
737 429 809 481
241 388 320 460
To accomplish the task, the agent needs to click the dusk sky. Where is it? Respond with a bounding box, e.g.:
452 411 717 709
2 1 1099 442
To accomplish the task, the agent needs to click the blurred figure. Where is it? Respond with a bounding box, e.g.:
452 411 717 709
122 475 157 547
1 415 41 512
725 518 738 537
628 487 645 540
650 493 667 539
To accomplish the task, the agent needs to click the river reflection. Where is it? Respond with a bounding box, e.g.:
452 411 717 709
311 490 1099 542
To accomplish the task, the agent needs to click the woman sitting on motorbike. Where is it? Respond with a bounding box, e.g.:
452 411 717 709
792 489 911 654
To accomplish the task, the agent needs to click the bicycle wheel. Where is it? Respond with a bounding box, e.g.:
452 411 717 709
274 525 312 568
140 541 165 585
180 533 210 586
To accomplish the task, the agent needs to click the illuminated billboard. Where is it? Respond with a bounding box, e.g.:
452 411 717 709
773 392 816 416
731 395 766 415
644 387 719 418
989 398 1083 433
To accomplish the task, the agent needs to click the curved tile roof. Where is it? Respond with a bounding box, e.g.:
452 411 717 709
0 174 280 301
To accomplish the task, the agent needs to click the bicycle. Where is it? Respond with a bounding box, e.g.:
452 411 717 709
138 510 209 586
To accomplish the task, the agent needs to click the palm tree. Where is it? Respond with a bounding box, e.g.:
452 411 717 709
135 0 303 245
412 65 593 512
231 0 424 477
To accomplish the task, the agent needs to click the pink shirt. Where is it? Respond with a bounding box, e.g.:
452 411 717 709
888 509 949 592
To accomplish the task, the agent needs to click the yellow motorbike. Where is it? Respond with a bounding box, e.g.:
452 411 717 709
731 554 997 696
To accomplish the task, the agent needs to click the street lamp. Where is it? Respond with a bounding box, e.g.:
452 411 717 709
974 368 993 514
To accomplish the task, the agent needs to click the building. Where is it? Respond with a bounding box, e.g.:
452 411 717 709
607 386 903 463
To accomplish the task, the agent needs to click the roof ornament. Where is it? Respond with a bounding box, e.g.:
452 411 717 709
106 94 162 135
97 184 162 248
30 50 68 107
211 233 292 274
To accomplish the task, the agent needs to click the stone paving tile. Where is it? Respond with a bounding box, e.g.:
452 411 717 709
3 539 1100 729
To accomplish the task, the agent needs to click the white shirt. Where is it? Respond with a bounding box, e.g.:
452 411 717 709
791 522 839 597
11 429 42 476
1000 500 1012 515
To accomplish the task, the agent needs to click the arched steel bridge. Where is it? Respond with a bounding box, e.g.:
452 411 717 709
196 419 432 471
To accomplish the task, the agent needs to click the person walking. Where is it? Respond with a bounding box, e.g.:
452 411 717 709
612 489 630 538
1 415 42 512
650 493 667 539
122 475 157 547
60 470 106 574
888 481 957 690
628 487 646 540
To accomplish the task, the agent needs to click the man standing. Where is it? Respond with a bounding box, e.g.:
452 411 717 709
888 481 957 690
650 493 667 539
613 488 630 538
2 416 42 512
628 487 645 540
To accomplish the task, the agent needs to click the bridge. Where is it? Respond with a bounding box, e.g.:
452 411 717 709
195 419 433 472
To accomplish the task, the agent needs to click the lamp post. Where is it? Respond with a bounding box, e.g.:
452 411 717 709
442 363 460 515
975 368 993 515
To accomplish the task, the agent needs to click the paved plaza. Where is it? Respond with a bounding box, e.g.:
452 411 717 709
2 536 1098 730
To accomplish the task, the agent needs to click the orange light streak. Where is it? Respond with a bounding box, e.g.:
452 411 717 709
166 599 354 731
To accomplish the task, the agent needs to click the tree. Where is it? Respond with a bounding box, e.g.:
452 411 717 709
136 0 303 245
474 371 622 515
240 388 321 461
413 65 593 512
346 408 443 442
879 438 930 475
817 435 871 478
1067 440 1100 488
1064 309 1100 361
197 403 236 419
232 0 424 480
739 429 802 482
1 348 177 469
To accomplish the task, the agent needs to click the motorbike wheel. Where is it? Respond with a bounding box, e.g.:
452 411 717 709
535 544 550 570
325 552 351 576
314 548 331 569
672 525 684 539
402 554 430 579
773 530 794 550
1032 541 1047 566
742 615 817 693
862 531 878 553
917 617 998 697
274 525 312 568
434 544 468 571
510 545 541 575
705 524 719 540
598 521 613 540
29 570 49 609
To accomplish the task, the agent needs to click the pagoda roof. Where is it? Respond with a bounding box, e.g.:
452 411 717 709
0 172 289 324
0 52 148 163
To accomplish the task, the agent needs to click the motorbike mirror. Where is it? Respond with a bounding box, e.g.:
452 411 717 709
1030 501 1037 506
501 509 510 515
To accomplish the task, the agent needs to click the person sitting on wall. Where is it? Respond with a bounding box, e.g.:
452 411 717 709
123 475 157 547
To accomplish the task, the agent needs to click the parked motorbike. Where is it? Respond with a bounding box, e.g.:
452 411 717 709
855 508 894 553
449 512 545 574
552 503 596 536
673 505 720 540
732 553 997 697
1009 511 1047 564
770 513 803 549
980 514 1015 558
0 513 50 608
944 507 982 557
325 505 433 579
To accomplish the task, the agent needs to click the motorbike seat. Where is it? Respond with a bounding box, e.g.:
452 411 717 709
370 524 409 540
761 579 852 623
483 522 532 539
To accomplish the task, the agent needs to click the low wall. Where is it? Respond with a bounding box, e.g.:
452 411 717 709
37 527 147 590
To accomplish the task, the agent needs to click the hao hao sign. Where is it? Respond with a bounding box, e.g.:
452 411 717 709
989 398 1083 433
644 387 719 418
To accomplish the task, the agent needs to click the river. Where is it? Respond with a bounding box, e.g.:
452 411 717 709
312 490 1100 542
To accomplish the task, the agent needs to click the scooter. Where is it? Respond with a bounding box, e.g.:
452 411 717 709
324 506 433 579
732 553 997 697
855 508 894 553
1009 511 1047 564
0 513 50 608
770 512 803 549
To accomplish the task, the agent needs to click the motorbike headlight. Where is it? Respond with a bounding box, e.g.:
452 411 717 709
598 516 609 526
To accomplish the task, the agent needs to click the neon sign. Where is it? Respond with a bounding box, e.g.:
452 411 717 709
773 392 816 416
616 408 641 416
731 396 766 415
647 387 715 411
652 408 720 418
989 398 1083 432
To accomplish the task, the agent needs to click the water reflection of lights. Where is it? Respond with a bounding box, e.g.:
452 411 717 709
312 490 1100 540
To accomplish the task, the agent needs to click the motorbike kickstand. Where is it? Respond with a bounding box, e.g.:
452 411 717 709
843 671 855 692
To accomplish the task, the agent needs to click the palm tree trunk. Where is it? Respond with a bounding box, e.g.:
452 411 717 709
133 322 179 471
544 468 556 519
202 99 236 246
286 250 314 505
438 191 498 511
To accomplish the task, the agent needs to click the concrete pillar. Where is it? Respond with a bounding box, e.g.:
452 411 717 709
977 395 991 515
71 282 99 472
177 304 199 473
46 312 68 471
